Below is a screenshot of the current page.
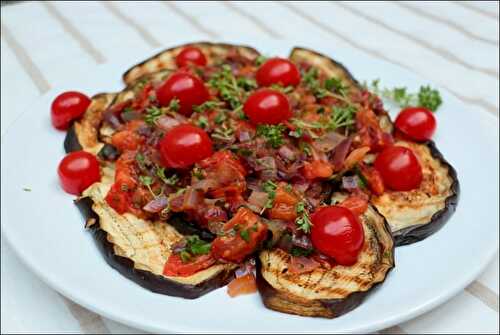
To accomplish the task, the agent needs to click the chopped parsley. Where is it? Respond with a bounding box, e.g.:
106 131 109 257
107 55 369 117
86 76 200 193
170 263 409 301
256 124 286 148
237 77 258 91
178 235 212 262
196 115 209 129
208 65 244 109
156 167 178 186
324 77 348 96
240 229 250 243
417 85 442 112
328 105 357 130
144 106 162 125
295 201 312 233
168 98 180 112
135 152 146 170
211 123 234 142
262 180 278 211
191 167 204 180
139 175 153 186
270 84 294 94
214 112 227 125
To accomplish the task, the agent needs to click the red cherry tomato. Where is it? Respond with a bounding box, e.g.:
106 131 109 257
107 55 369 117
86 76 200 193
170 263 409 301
51 91 91 130
58 151 100 195
156 72 209 116
159 124 213 168
310 206 365 266
243 88 292 125
256 57 301 87
395 107 436 141
175 46 207 68
374 146 423 191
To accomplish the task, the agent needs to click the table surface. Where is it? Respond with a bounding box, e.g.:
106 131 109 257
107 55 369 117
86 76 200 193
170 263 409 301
1 1 498 333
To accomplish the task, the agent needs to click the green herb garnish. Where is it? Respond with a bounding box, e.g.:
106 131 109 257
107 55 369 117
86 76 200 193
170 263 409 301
255 55 268 66
328 105 357 130
196 116 209 129
208 65 244 109
156 167 178 186
257 124 286 148
295 201 312 233
193 100 223 113
145 106 162 125
185 235 212 255
262 180 278 211
240 229 251 243
291 246 313 257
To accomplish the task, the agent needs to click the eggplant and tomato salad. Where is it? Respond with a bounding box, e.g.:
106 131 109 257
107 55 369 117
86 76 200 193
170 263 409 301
54 42 458 318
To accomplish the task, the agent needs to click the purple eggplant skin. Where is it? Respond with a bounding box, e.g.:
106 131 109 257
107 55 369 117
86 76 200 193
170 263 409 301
122 41 261 85
64 124 83 153
74 197 235 299
393 140 460 246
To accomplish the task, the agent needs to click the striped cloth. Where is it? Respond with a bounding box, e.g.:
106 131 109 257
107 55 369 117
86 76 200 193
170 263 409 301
1 1 498 333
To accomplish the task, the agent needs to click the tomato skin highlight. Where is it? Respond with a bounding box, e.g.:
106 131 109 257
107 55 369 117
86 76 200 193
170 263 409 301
374 146 423 191
156 72 209 116
159 124 213 169
395 107 436 141
58 151 100 195
310 206 364 266
243 88 292 125
51 91 91 130
256 57 301 87
175 46 207 68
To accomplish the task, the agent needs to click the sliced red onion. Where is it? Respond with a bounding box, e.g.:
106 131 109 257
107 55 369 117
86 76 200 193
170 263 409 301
182 187 203 210
255 157 277 180
342 176 359 191
313 131 346 152
331 137 352 169
248 191 269 211
235 258 257 277
156 115 181 132
103 110 122 129
237 130 252 142
278 145 298 161
143 195 168 213
291 233 313 249
171 239 187 253
192 178 219 192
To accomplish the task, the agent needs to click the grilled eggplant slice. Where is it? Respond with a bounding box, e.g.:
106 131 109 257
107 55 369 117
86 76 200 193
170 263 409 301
371 140 459 246
76 181 236 299
289 46 459 246
123 42 261 85
256 205 394 318
64 93 117 154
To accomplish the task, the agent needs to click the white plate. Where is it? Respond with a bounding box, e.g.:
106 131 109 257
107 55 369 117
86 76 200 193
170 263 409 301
2 38 499 334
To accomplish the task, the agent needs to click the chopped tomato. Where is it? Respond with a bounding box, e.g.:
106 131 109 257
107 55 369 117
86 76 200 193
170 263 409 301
114 151 137 191
105 184 130 214
302 160 333 180
268 185 299 221
163 253 215 277
200 151 247 198
211 208 268 263
288 256 320 274
227 274 257 297
356 109 393 152
358 163 385 196
338 195 368 216
111 120 146 151
131 82 153 111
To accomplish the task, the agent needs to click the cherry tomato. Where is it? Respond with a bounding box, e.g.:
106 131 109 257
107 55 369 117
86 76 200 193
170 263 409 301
159 124 213 168
256 57 301 87
310 206 364 266
156 72 209 116
374 146 423 191
395 107 436 141
58 151 100 195
243 88 292 125
175 46 207 68
51 91 91 130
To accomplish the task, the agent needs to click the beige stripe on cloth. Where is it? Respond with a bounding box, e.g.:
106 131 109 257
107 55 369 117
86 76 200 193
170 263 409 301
0 23 51 93
465 281 499 313
454 1 499 20
334 1 499 79
101 1 161 48
396 2 498 47
61 295 111 334
42 2 106 64
162 1 220 38
221 1 283 39
278 2 498 117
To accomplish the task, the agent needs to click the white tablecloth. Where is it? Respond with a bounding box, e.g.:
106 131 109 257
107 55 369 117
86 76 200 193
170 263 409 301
1 1 498 333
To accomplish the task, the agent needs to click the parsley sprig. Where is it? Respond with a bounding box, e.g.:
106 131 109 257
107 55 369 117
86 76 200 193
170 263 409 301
208 65 247 109
295 201 312 233
262 180 278 213
368 79 442 112
144 98 179 125
178 235 212 262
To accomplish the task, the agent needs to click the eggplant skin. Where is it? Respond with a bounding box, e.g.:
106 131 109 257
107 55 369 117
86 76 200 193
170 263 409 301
122 41 261 85
74 197 235 299
64 124 83 153
393 140 460 246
